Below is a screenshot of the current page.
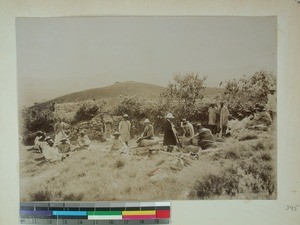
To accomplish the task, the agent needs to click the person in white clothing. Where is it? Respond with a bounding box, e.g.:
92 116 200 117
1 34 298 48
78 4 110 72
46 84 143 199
119 114 131 146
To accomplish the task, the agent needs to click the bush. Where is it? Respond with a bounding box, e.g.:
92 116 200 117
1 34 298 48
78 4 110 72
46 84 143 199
222 70 276 118
21 107 55 145
73 104 100 124
189 166 240 199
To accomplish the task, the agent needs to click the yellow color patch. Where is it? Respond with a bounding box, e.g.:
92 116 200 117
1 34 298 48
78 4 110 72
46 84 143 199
122 210 156 216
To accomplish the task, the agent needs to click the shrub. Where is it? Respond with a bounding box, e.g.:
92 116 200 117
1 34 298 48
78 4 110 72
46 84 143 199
222 70 276 118
63 193 84 201
114 159 125 169
189 166 240 199
30 190 52 201
261 152 272 161
21 107 55 145
73 104 99 123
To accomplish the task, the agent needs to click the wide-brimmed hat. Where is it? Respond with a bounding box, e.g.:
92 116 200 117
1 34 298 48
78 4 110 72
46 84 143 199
60 138 67 142
44 136 52 141
123 114 129 118
196 123 203 128
144 119 150 123
113 131 121 136
255 105 266 111
79 130 85 134
181 118 187 123
36 131 43 135
165 113 175 119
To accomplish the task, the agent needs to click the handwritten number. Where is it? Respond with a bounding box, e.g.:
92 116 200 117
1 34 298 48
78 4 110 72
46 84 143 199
286 205 300 211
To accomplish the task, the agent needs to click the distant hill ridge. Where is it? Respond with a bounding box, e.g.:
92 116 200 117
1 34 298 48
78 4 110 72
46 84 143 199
45 81 165 104
38 81 223 106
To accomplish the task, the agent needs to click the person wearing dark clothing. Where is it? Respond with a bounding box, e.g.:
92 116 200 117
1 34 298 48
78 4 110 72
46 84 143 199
163 113 180 151
192 123 215 150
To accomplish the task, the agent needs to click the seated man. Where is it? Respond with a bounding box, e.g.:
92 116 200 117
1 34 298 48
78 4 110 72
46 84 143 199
251 105 272 130
77 130 91 148
34 131 45 152
58 138 71 153
111 132 129 154
136 119 154 146
180 118 194 138
190 123 215 150
42 136 64 163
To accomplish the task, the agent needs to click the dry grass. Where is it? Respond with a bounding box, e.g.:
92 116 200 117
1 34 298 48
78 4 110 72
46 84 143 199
20 131 276 201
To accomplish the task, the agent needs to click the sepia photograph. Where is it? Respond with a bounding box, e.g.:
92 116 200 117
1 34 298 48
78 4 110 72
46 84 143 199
17 16 277 201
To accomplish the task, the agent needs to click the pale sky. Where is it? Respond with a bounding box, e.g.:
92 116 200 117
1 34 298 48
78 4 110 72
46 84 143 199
16 16 277 106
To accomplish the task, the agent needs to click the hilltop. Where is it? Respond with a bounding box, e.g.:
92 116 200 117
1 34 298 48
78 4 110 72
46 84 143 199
31 81 223 107
44 81 165 104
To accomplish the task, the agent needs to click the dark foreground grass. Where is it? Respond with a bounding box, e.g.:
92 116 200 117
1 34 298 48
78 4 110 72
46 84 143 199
189 134 276 199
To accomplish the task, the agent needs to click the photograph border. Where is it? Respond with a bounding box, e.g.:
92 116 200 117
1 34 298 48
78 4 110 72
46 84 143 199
0 1 300 225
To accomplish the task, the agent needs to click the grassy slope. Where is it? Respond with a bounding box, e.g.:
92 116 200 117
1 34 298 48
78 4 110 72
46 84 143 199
20 130 276 201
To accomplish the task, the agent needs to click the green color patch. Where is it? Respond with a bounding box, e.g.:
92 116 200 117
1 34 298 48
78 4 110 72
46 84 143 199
88 211 122 216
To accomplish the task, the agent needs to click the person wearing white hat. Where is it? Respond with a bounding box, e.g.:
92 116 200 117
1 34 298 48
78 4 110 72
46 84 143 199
136 119 154 146
163 113 180 151
119 114 131 146
77 130 91 148
42 137 64 163
111 131 129 154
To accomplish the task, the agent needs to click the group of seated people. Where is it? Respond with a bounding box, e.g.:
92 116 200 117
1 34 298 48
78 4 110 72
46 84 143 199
33 130 92 163
226 104 273 136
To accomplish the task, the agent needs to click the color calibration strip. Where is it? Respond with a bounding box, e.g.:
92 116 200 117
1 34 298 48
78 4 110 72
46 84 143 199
20 202 171 221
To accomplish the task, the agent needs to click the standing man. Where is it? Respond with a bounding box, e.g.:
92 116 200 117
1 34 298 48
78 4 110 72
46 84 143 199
98 114 106 142
219 102 230 137
163 113 180 152
208 103 217 134
119 114 131 146
266 87 276 122
53 118 68 147
180 118 194 138
137 119 154 146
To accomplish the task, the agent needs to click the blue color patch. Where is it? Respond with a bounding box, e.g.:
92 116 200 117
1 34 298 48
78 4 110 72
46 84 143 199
52 211 87 216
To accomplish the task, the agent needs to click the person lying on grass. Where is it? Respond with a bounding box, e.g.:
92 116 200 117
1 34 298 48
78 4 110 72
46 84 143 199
43 136 68 162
